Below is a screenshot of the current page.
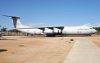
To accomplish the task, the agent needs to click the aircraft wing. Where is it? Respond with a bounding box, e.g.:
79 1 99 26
37 26 64 30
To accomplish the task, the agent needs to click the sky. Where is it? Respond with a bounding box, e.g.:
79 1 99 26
0 0 100 28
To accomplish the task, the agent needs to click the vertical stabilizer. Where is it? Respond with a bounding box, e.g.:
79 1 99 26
2 15 24 28
11 16 21 28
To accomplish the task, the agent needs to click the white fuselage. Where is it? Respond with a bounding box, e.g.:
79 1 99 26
18 29 43 35
7 16 97 36
18 26 96 36
62 26 96 34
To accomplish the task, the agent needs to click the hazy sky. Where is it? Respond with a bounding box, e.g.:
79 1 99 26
0 0 100 28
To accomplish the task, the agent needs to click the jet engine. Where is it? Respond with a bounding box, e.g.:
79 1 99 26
44 28 53 35
53 28 61 34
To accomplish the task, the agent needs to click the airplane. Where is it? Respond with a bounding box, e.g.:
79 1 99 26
3 15 97 36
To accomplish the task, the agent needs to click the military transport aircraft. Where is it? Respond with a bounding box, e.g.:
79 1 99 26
3 15 97 36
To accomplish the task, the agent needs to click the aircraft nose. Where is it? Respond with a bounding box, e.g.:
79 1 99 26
91 29 97 34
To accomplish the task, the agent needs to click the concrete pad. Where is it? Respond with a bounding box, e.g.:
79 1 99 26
64 38 100 63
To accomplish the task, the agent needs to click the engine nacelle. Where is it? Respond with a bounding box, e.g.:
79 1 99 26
53 28 61 34
44 28 53 34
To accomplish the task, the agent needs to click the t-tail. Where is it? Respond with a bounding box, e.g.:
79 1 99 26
2 15 30 28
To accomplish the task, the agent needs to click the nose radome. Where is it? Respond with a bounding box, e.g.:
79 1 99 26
92 29 97 33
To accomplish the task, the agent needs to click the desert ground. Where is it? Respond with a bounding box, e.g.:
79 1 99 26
0 35 100 63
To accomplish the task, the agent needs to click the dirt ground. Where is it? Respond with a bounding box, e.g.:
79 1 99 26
0 36 74 63
0 35 100 63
